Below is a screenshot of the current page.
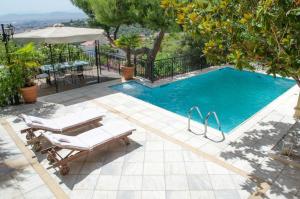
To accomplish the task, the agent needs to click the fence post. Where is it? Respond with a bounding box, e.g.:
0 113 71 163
134 56 137 76
106 54 109 71
150 61 154 83
95 40 100 83
118 59 121 75
171 57 174 79
98 43 101 75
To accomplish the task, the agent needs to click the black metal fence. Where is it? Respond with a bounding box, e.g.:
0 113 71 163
99 51 210 82
39 44 101 93
134 54 210 82
39 49 211 92
100 52 126 74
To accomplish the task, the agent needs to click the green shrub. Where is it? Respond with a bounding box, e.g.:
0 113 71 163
0 66 23 106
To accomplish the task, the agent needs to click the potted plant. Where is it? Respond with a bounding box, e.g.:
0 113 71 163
115 34 141 80
10 43 43 103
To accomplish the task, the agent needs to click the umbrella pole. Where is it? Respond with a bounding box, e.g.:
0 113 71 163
98 41 101 75
95 40 100 83
67 44 71 61
49 44 58 92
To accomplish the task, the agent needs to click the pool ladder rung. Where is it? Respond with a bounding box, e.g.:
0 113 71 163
188 106 225 140
188 106 204 131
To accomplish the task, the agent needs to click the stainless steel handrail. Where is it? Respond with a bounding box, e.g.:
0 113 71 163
204 111 225 140
187 106 204 131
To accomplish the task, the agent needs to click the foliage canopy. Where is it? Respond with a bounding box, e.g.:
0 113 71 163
162 0 300 84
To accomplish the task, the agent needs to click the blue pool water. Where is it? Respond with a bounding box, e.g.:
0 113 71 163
112 68 295 133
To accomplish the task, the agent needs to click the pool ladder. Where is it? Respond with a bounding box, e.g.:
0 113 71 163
188 106 225 140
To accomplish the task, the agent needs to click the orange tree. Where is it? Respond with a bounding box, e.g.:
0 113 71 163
162 0 300 116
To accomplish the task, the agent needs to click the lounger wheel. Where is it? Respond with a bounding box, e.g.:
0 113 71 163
25 132 34 140
47 153 56 164
60 165 70 176
33 142 42 152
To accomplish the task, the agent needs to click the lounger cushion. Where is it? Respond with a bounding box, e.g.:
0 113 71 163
43 132 91 151
78 128 114 149
53 109 104 131
77 119 135 149
100 120 136 137
20 109 105 132
20 114 57 130
42 119 135 151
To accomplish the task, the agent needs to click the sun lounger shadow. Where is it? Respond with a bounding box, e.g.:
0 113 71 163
8 102 59 121
50 139 142 190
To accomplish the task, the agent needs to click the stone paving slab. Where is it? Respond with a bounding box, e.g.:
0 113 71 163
0 124 55 199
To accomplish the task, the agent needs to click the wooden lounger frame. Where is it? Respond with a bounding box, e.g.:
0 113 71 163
41 131 132 175
21 117 102 152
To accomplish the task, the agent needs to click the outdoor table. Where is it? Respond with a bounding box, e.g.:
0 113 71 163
41 61 89 72
72 60 89 72
40 60 89 84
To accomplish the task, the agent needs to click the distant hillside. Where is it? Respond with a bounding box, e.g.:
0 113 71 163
0 12 88 33
0 12 87 24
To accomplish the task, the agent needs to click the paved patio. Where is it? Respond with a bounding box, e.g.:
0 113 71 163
0 123 55 199
1 71 300 199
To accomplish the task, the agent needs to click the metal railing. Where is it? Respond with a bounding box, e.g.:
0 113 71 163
188 106 204 132
134 54 210 82
101 52 127 74
204 111 225 141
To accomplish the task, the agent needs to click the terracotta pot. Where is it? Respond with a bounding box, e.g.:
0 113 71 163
122 66 135 80
20 85 38 103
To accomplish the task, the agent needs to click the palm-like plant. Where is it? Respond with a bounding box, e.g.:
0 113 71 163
10 43 44 87
115 34 141 67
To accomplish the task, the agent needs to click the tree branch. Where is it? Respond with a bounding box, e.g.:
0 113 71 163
270 22 288 56
104 28 116 47
113 26 120 40
133 47 151 56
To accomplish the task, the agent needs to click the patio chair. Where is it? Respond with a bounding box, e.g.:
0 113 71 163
19 109 105 151
56 71 67 86
71 66 84 84
41 119 135 175
35 73 49 88
83 64 94 80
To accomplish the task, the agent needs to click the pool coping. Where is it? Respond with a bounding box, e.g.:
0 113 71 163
134 65 227 88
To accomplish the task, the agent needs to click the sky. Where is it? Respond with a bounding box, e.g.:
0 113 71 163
0 0 83 15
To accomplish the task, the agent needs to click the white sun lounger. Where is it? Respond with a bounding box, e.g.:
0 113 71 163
41 119 135 175
19 109 105 151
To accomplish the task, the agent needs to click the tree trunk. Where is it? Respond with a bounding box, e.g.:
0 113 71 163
145 30 165 80
294 92 300 119
104 28 116 47
126 48 131 67
113 26 120 40
294 79 300 119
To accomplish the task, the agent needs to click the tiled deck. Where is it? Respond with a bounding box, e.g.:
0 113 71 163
1 70 300 199
0 124 55 199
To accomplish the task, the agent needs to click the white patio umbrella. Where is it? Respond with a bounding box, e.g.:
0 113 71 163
13 26 105 44
13 25 105 92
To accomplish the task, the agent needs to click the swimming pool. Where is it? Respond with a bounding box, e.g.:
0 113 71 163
112 67 295 133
